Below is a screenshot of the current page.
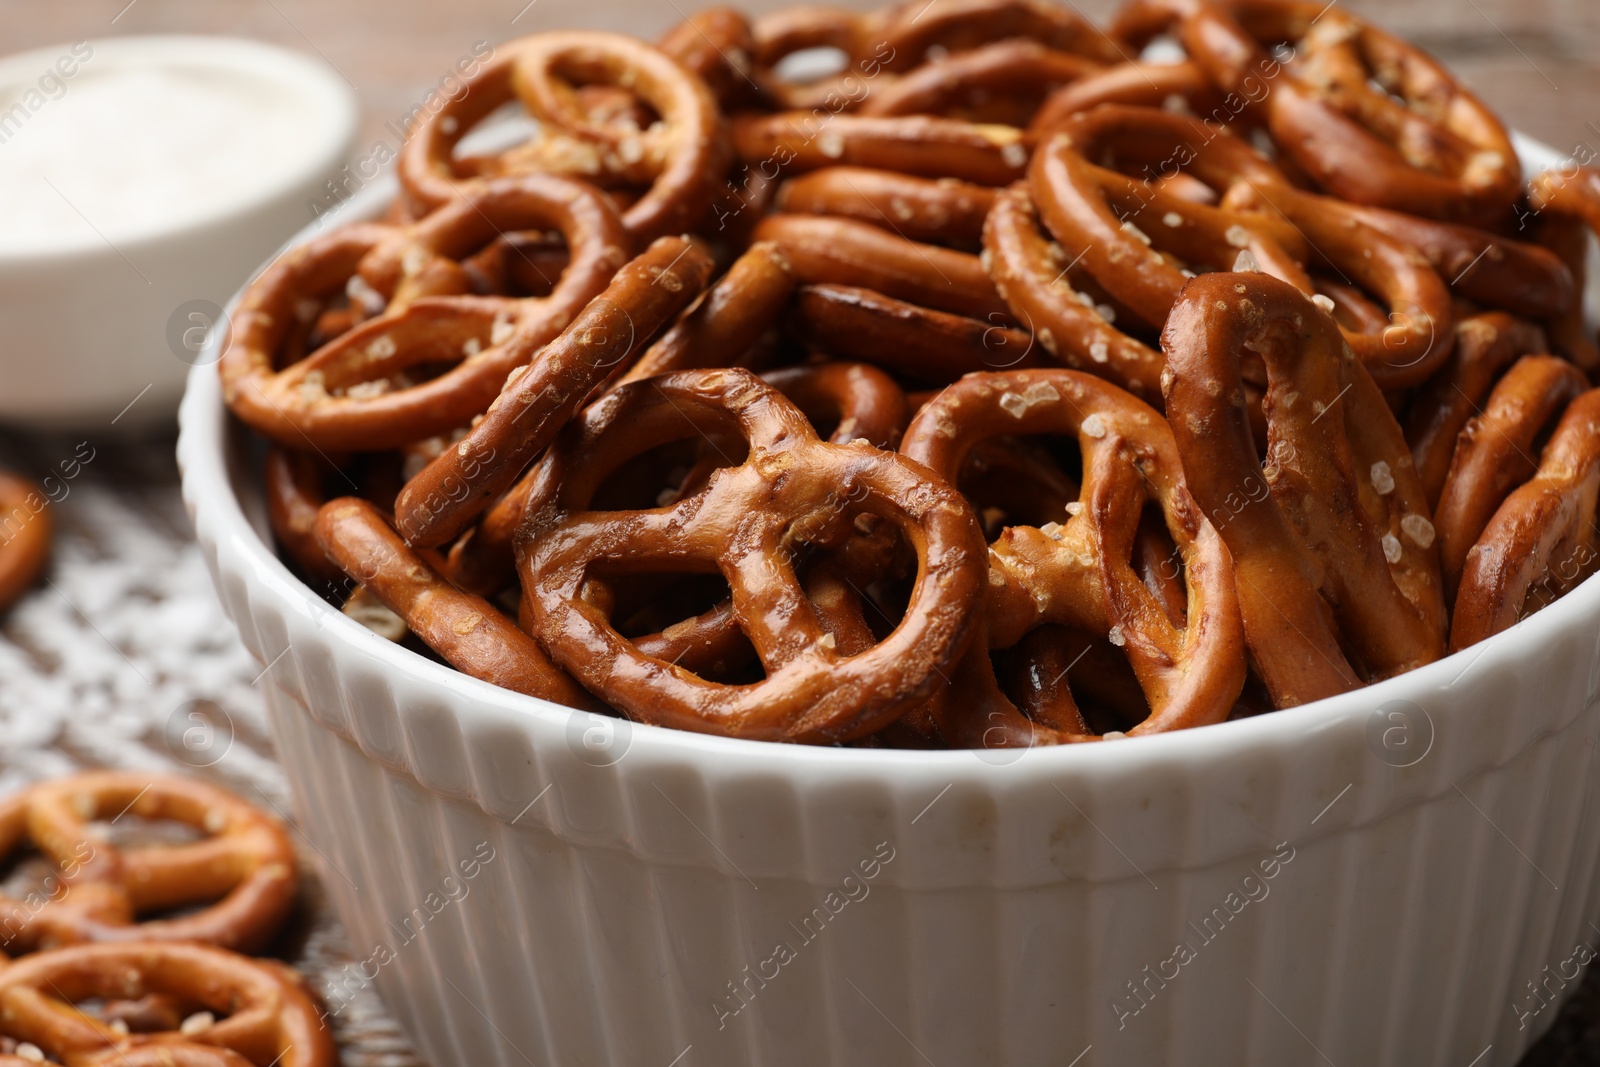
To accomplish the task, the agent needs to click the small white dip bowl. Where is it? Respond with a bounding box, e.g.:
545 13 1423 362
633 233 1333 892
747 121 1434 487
0 36 356 428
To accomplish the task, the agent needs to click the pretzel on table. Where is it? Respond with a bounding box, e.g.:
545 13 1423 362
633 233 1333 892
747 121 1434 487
0 773 295 955
1162 272 1446 709
1404 313 1550 506
393 236 715 550
0 941 334 1067
775 167 996 247
1434 355 1589 599
898 368 1246 744
515 368 987 742
0 472 50 615
1452 387 1600 650
220 177 630 451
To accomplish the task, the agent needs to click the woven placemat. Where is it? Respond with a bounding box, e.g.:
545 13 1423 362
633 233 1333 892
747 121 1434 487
0 425 1594 1066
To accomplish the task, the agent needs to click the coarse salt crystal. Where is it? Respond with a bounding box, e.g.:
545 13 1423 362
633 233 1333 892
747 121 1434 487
1311 294 1336 313
1089 341 1109 363
1108 626 1126 647
1163 212 1184 228
1401 514 1435 548
180 1012 215 1035
1065 501 1084 516
1233 249 1261 272
1040 522 1065 541
1381 533 1403 564
1226 225 1252 248
1370 461 1395 495
366 335 397 360
1081 413 1107 438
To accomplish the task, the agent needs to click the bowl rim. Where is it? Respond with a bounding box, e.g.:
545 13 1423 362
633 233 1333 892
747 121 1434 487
176 130 1600 782
0 34 358 264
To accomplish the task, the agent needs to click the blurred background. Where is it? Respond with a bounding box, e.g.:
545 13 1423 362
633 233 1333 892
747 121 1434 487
5 0 1600 167
5 1 1600 1064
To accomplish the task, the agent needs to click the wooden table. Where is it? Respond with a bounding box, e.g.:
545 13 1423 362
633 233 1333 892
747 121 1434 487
2 1 1599 1063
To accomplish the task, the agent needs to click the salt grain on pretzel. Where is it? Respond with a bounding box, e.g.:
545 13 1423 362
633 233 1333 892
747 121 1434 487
1452 388 1600 649
1162 272 1446 708
394 236 714 549
517 368 987 742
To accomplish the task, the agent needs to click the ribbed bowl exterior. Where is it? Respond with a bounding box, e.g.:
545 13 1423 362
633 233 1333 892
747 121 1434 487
178 147 1600 1067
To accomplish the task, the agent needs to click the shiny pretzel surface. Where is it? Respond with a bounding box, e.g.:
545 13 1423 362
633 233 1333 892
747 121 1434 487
217 0 1600 748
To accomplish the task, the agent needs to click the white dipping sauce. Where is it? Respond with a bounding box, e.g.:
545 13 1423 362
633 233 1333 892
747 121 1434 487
0 49 335 255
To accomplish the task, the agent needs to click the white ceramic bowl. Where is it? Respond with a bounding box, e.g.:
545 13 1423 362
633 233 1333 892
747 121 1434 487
179 139 1600 1066
0 36 355 428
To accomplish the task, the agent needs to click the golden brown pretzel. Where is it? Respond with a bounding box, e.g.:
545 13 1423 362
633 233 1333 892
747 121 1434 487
0 472 50 615
761 362 909 447
788 283 1041 384
856 39 1101 123
869 0 1124 69
730 113 1028 186
263 448 346 586
1534 212 1600 375
899 369 1246 745
0 773 295 955
1337 203 1573 320
394 236 715 550
657 6 761 111
1174 0 1521 225
753 212 1008 320
312 497 596 707
1027 61 1221 141
620 240 796 384
0 942 335 1067
1026 103 1455 388
399 32 728 243
515 368 987 742
982 183 1165 398
1028 130 1312 331
1404 313 1550 505
775 167 997 247
219 178 629 451
1221 180 1456 388
1162 272 1446 708
1452 388 1600 650
1434 355 1589 598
